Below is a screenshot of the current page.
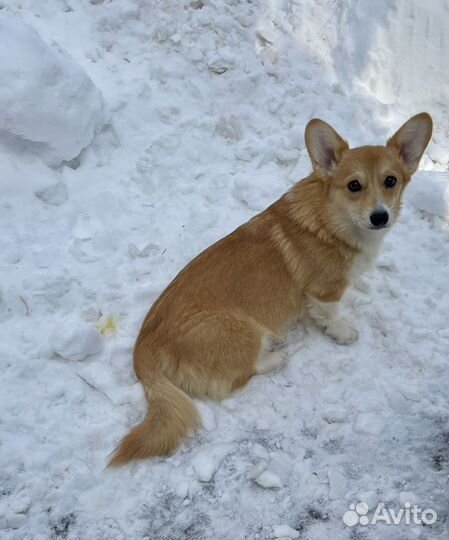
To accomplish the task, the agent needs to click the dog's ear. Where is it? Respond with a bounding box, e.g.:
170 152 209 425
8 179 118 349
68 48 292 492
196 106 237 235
305 119 349 175
387 113 433 174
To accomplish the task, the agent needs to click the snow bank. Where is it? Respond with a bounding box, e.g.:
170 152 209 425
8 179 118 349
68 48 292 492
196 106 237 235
270 0 449 168
406 171 449 218
0 16 104 165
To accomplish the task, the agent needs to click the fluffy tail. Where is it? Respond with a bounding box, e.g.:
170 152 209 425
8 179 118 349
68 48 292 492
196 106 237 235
108 375 199 467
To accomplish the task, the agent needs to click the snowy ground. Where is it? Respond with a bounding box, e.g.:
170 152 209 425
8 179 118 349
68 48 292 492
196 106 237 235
0 1 448 539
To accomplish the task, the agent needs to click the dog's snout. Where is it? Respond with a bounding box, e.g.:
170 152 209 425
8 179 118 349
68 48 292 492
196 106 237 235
370 210 389 228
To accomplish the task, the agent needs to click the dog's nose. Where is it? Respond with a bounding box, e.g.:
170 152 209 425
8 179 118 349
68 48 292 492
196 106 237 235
370 210 389 227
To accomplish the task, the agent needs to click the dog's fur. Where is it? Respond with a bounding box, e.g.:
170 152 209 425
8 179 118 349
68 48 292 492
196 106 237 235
109 113 432 466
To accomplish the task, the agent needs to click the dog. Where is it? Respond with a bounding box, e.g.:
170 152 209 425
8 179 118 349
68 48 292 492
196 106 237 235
109 113 432 466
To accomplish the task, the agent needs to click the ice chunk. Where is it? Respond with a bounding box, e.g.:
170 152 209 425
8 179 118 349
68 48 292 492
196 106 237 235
248 461 268 480
51 321 103 361
254 470 283 489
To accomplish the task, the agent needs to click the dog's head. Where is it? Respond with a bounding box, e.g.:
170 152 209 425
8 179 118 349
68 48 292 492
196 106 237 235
305 113 432 235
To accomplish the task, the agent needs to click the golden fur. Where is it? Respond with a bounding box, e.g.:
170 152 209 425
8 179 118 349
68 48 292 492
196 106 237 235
108 113 432 466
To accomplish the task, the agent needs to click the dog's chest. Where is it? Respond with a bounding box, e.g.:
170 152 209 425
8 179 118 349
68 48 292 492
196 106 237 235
349 240 383 281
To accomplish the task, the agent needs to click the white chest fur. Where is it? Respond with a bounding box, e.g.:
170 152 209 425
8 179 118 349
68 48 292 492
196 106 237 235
350 234 385 282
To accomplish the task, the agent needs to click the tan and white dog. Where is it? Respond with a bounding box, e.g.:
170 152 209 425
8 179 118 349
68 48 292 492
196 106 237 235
109 113 432 466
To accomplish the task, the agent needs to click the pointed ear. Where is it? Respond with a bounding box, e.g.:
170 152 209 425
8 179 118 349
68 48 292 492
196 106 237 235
387 113 433 174
305 119 349 174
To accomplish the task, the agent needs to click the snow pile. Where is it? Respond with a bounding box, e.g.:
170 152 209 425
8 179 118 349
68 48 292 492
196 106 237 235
264 0 449 170
0 16 104 165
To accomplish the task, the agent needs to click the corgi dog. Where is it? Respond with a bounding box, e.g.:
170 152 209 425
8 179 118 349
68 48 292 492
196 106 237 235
109 113 432 466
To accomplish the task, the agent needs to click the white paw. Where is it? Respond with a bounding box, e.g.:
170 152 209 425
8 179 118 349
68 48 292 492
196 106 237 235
326 319 359 345
256 350 288 374
354 277 371 294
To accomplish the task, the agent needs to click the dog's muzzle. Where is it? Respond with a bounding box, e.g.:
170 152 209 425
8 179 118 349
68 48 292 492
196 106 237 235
369 210 389 229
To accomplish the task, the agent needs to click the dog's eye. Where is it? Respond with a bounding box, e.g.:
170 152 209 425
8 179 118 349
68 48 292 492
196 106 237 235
384 175 397 188
347 180 362 192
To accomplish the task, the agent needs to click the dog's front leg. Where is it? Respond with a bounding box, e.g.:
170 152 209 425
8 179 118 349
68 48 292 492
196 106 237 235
306 296 358 344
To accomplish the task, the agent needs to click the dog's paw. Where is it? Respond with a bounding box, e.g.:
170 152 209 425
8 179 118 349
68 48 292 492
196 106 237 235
354 277 371 294
264 333 286 351
326 319 359 345
335 326 359 345
256 350 289 374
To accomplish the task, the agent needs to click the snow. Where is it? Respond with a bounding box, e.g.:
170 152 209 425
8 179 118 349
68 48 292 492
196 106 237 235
191 443 234 482
406 171 449 217
196 401 217 432
0 149 63 204
0 0 448 539
50 321 103 361
273 524 300 539
354 413 386 436
328 469 348 501
357 490 379 511
248 460 269 480
399 491 420 506
254 470 283 490
0 16 103 166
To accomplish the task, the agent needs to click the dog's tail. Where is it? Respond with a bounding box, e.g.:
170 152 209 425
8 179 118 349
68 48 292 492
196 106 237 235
108 374 200 467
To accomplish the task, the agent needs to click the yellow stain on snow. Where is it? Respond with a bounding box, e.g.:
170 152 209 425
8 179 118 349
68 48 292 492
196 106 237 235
96 314 119 336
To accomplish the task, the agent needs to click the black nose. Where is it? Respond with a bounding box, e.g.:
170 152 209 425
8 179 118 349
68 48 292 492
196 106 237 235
370 210 389 227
